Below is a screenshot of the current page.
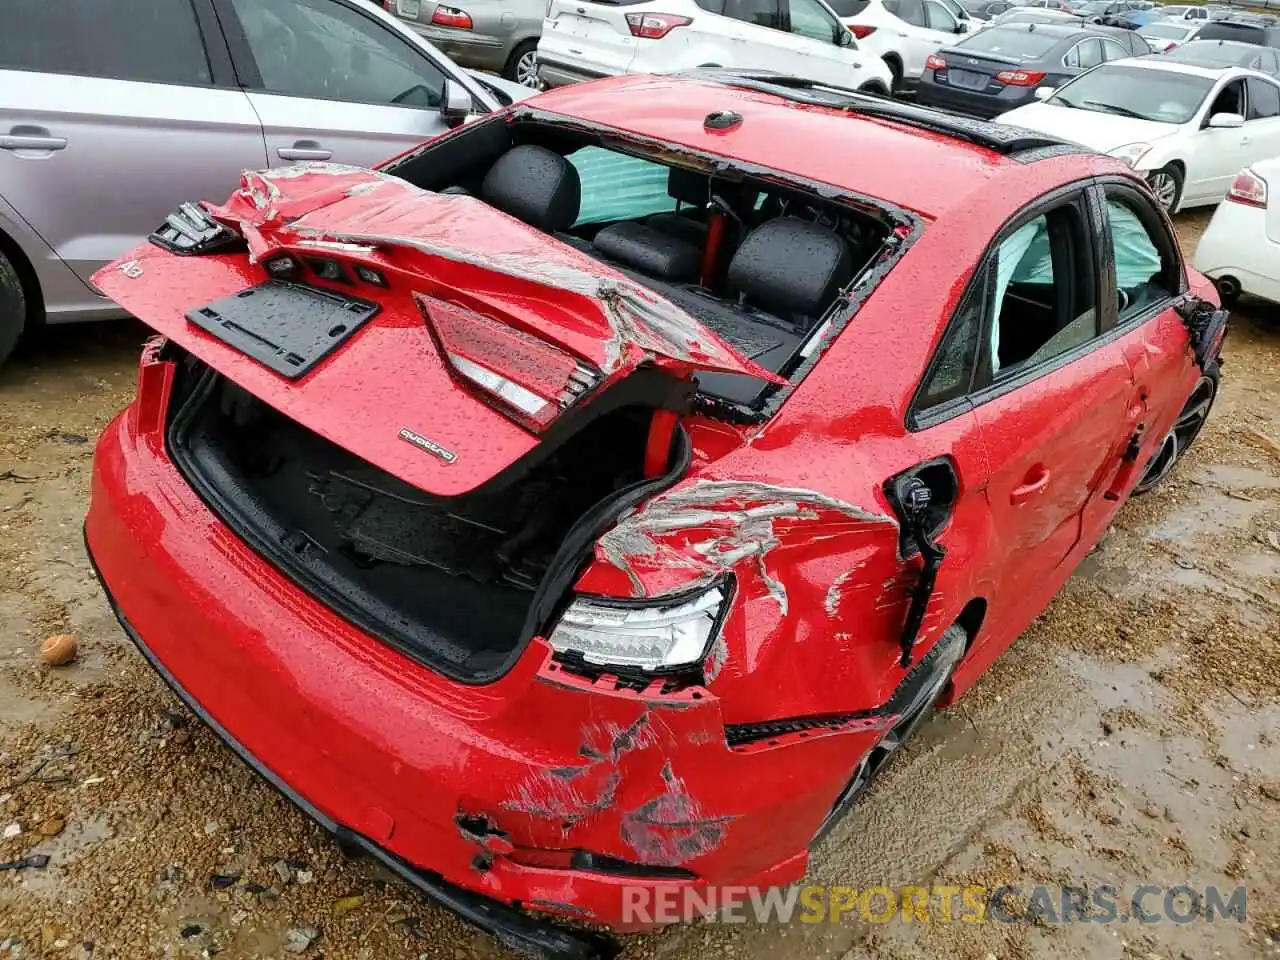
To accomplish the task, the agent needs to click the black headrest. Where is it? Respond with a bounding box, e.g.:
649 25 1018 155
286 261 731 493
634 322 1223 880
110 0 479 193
668 167 708 207
592 222 701 284
727 218 853 319
481 145 580 233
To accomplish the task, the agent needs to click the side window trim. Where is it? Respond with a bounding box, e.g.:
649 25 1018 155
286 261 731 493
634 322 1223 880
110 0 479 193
906 181 1100 432
192 0 241 86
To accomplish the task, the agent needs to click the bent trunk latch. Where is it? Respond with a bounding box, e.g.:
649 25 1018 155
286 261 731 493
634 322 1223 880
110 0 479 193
892 476 946 668
1174 295 1228 372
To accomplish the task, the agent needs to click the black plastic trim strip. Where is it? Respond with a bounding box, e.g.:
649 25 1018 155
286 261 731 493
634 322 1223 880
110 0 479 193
84 529 616 960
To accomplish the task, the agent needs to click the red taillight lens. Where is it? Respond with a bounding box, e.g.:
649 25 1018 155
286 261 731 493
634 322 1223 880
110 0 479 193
1165 41 1178 51
996 69 1046 86
431 5 473 28
849 23 877 38
417 294 600 433
1227 168 1268 208
925 53 947 70
624 12 691 38
382 0 394 9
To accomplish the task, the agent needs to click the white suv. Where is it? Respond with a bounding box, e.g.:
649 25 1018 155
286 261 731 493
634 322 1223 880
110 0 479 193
538 0 894 94
835 0 982 91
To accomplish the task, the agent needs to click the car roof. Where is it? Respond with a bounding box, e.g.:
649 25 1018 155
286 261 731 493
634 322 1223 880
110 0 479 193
528 74 1090 219
1171 38 1264 59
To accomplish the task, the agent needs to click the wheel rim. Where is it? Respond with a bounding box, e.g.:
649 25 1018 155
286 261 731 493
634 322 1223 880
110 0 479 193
818 629 966 834
1135 375 1215 492
1148 172 1177 210
516 49 540 87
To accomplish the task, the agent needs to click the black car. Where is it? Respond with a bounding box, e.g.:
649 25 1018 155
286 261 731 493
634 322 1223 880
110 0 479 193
1158 38 1280 74
918 21 1150 117
1195 19 1280 46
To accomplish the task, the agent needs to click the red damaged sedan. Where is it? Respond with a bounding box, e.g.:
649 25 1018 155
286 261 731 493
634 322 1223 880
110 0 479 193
85 71 1226 955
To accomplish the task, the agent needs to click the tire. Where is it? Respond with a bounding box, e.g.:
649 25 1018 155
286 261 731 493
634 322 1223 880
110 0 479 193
1132 364 1219 495
1146 163 1183 213
0 251 26 366
1212 275 1241 307
503 40 540 88
813 624 968 842
859 81 890 98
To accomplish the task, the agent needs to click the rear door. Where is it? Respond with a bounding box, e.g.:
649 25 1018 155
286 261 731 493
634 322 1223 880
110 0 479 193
883 0 954 76
216 0 465 169
963 189 1139 616
771 0 870 84
0 0 268 286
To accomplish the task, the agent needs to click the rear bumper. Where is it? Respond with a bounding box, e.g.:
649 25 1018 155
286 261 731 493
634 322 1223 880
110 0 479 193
87 539 611 960
916 76 1031 119
1192 199 1280 304
84 374 861 938
537 58 610 87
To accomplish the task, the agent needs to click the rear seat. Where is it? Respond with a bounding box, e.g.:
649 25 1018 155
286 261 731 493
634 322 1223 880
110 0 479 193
645 167 710 247
479 144 594 252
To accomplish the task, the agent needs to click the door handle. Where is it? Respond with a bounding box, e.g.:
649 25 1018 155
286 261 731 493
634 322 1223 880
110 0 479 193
277 142 332 161
0 134 67 151
1010 465 1050 504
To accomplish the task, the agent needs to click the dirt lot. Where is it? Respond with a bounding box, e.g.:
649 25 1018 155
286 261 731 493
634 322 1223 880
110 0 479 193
1 210 1278 960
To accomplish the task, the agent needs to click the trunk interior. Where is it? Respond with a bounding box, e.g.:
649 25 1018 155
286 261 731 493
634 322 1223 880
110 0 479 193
166 358 684 683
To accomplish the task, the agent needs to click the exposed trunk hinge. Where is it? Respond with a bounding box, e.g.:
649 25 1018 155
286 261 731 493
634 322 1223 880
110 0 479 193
893 477 946 668
1174 294 1229 372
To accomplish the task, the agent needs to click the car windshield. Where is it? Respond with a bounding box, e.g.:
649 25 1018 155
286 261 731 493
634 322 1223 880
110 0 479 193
1139 21 1193 38
959 24 1063 55
1050 64 1213 122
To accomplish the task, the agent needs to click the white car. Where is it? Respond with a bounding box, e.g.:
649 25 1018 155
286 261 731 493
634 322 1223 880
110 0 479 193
537 0 894 95
1136 19 1201 52
996 59 1280 211
1193 156 1280 304
836 0 984 91
1160 3 1210 20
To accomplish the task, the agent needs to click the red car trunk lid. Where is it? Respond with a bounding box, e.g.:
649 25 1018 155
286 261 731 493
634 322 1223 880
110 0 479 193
95 165 778 498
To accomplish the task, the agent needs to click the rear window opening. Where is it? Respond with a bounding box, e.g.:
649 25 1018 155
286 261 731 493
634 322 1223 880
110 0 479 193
384 112 896 409
166 355 691 683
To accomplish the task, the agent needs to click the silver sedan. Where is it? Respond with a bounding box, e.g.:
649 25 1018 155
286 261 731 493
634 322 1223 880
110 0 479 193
387 0 546 87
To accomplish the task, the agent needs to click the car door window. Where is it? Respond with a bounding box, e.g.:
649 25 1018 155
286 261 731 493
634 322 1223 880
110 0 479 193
890 0 929 28
1099 37 1128 60
1103 195 1172 322
925 1 959 31
724 0 784 28
917 272 986 412
1262 50 1280 74
1076 38 1106 68
788 0 840 42
987 203 1098 377
1207 78 1245 119
227 0 446 107
1246 77 1280 119
0 0 212 85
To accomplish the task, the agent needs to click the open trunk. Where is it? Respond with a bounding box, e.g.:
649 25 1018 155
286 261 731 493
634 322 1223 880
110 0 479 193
167 355 689 683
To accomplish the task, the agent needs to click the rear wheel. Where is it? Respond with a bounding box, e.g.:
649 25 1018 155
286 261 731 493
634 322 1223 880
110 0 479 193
884 56 904 95
1133 368 1218 495
504 40 540 87
859 81 890 98
1212 275 1241 307
0 251 26 366
1146 164 1183 213
813 624 967 842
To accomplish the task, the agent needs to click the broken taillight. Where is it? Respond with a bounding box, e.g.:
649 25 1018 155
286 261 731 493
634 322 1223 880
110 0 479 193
625 12 691 38
417 294 600 433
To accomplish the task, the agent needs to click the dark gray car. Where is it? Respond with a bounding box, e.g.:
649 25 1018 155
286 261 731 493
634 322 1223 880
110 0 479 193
917 21 1150 117
1160 38 1280 76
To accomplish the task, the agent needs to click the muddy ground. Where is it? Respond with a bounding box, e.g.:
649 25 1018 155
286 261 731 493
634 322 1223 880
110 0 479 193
0 210 1277 960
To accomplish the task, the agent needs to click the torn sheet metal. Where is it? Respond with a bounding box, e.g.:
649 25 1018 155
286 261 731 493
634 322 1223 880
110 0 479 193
594 479 897 609
202 164 779 383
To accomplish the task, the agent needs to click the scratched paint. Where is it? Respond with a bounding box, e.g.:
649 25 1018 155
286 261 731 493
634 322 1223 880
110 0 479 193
620 762 735 866
596 479 897 611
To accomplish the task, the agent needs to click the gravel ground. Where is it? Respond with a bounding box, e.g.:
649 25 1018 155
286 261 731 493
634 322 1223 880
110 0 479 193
0 210 1277 960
